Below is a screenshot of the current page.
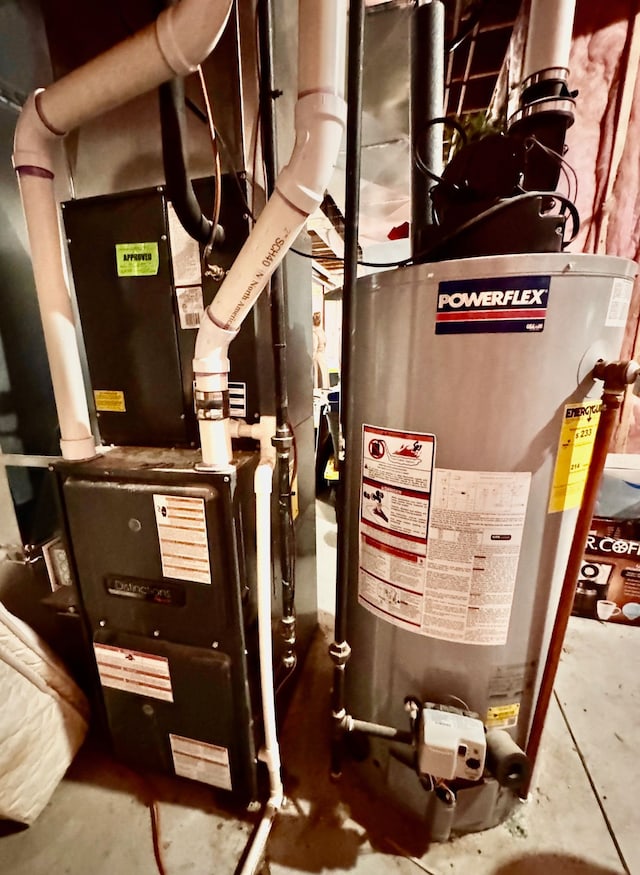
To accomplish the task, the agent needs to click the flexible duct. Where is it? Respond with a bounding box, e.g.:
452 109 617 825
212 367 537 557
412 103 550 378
13 0 233 459
159 76 214 244
193 0 347 467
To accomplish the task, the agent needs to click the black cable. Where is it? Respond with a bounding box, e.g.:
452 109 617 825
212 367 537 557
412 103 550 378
290 190 580 269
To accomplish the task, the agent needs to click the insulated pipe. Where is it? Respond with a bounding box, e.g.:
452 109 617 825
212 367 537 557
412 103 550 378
12 0 233 460
522 0 576 82
329 0 365 780
523 360 640 796
194 0 347 467
159 76 214 244
239 458 284 875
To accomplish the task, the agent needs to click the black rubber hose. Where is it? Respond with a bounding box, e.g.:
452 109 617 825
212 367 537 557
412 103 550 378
159 76 213 245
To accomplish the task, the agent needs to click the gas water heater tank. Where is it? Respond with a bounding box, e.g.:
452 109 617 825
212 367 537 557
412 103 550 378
344 252 636 822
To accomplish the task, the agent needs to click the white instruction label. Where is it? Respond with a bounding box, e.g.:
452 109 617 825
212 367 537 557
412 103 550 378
94 643 173 702
176 285 204 329
423 469 531 645
153 494 211 584
358 425 435 633
605 277 633 327
167 201 202 286
169 734 232 790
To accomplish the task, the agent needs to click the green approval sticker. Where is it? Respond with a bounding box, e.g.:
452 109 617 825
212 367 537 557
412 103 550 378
116 242 159 277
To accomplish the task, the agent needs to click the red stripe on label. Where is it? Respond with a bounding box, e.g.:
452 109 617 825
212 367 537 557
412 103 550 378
436 308 547 322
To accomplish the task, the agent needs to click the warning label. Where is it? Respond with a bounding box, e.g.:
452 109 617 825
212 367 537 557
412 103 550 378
435 275 550 334
94 389 126 413
153 494 211 585
169 734 232 790
358 425 435 633
94 643 173 702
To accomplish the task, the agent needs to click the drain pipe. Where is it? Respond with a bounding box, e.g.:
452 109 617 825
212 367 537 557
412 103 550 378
257 0 297 671
12 0 234 460
523 359 640 796
193 0 347 469
329 0 365 780
239 453 284 875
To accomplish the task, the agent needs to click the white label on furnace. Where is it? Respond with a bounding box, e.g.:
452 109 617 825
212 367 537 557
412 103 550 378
605 277 633 327
94 643 173 702
176 285 204 329
153 494 211 584
169 734 232 790
358 425 436 633
423 469 531 646
167 201 202 286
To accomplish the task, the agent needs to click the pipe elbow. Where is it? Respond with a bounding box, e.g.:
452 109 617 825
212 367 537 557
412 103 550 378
156 0 234 75
13 91 61 175
275 91 346 216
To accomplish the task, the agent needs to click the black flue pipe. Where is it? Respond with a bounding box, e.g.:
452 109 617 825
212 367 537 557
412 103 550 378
257 0 297 668
330 0 365 779
411 0 445 257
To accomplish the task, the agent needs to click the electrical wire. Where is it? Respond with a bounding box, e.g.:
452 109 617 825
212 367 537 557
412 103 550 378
196 65 222 260
524 135 579 204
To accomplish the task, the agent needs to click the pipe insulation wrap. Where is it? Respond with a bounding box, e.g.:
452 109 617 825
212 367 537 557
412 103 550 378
522 0 576 81
485 730 531 790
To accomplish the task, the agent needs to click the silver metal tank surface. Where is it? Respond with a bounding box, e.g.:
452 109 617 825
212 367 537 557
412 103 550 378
343 252 636 819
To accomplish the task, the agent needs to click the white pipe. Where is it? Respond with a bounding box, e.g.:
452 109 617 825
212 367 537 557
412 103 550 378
12 0 233 460
522 0 576 81
194 0 347 467
239 457 283 875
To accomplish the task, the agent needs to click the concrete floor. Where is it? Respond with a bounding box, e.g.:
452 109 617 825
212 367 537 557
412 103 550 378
0 500 637 875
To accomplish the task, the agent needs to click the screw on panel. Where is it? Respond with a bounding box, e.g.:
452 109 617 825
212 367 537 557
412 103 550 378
212 641 219 648
153 629 160 638
99 619 106 627
161 234 167 241
224 477 230 483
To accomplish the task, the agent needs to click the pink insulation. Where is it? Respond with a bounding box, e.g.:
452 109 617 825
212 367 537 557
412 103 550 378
566 1 640 449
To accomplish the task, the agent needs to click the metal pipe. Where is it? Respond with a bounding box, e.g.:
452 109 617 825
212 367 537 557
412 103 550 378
523 360 640 795
411 0 445 257
257 0 297 669
330 0 365 780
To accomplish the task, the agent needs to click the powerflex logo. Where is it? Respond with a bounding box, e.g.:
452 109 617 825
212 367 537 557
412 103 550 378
435 275 551 335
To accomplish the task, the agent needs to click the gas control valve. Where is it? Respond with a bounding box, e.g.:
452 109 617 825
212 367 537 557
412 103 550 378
416 704 486 782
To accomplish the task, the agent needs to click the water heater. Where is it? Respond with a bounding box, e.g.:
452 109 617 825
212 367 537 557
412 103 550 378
342 251 636 834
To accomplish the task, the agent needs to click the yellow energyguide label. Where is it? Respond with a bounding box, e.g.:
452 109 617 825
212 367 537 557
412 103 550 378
548 401 601 514
486 702 520 728
94 390 126 413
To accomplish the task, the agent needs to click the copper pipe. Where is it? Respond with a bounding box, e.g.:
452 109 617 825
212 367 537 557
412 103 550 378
523 361 638 796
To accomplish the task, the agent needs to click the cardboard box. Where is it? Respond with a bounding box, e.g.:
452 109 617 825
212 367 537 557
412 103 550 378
574 517 640 625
